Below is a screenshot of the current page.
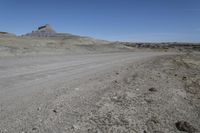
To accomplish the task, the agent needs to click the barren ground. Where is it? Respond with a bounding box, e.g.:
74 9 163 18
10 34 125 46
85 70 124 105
0 52 199 133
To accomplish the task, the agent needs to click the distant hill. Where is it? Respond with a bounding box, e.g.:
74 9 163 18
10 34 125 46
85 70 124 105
0 24 116 56
0 31 16 37
20 24 110 45
0 24 199 57
22 24 76 38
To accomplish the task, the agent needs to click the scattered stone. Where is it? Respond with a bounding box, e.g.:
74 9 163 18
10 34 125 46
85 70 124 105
151 117 159 124
175 121 197 133
182 76 187 80
37 107 41 111
114 80 118 83
32 127 37 131
71 124 80 130
53 109 57 113
146 117 160 132
149 87 157 92
145 99 154 104
112 96 118 101
185 86 198 94
174 74 178 76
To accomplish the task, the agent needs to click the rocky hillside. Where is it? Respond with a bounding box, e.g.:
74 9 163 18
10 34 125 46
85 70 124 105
0 24 128 56
22 24 75 38
0 31 16 37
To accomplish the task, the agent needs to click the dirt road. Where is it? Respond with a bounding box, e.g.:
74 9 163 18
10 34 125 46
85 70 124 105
0 52 172 132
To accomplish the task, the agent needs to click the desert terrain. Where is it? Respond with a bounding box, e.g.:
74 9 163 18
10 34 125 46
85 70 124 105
0 25 200 133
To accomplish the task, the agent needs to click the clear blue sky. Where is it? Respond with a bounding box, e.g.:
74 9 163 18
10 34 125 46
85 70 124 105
0 0 200 42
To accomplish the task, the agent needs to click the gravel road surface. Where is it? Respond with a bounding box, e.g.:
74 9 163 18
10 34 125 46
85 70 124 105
0 52 172 132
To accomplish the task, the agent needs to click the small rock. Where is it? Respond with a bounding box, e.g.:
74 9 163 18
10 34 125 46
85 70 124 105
53 109 57 113
71 124 80 130
174 74 178 76
37 107 41 111
149 87 157 92
146 117 160 132
32 127 37 131
182 76 187 80
175 121 197 133
145 99 154 104
116 72 119 75
112 96 118 100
